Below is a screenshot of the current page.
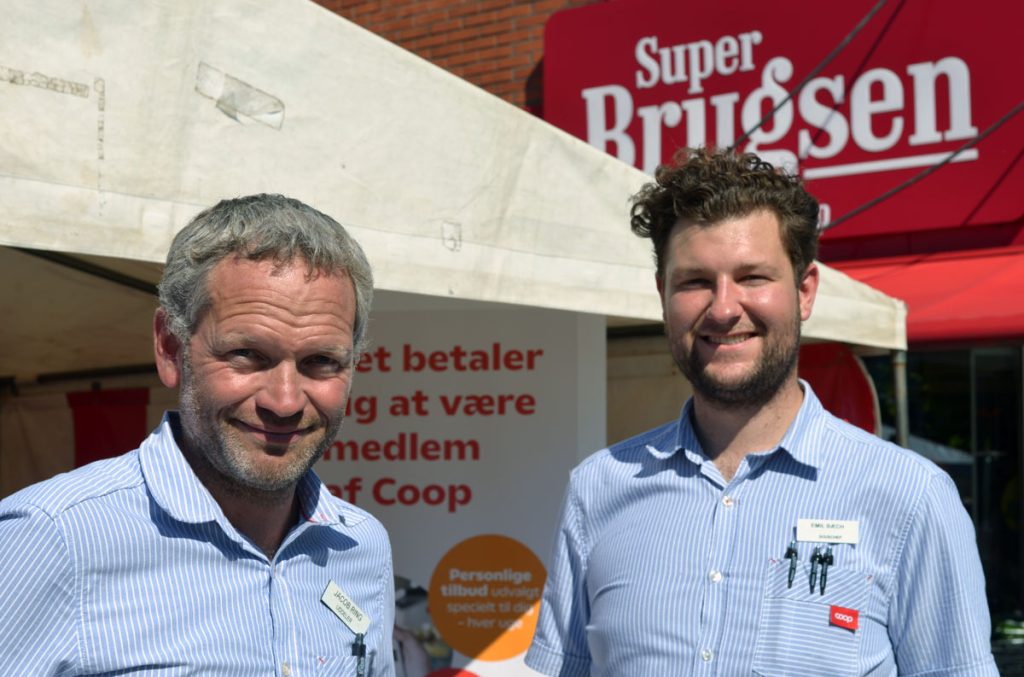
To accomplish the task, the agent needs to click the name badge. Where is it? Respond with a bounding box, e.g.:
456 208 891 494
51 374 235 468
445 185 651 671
321 581 371 634
797 518 860 544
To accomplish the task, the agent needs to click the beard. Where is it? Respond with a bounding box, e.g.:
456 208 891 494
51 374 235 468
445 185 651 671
673 312 801 410
177 355 344 498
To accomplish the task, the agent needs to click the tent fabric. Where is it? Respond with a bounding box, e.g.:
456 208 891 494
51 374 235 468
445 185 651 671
66 388 150 467
0 0 657 320
832 245 1024 344
0 0 905 385
798 343 880 435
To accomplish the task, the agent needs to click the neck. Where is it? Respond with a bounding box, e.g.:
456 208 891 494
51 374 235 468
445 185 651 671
691 377 805 482
212 486 300 560
172 420 301 559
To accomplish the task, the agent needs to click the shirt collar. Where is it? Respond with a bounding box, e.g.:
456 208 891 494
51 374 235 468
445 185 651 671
139 413 225 525
644 379 828 469
139 412 365 528
295 470 368 527
776 380 826 468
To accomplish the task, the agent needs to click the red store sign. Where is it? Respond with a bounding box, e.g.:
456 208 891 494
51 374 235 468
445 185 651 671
544 0 1024 240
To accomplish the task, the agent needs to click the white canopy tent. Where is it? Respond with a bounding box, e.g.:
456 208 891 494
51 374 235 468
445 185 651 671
0 0 905 385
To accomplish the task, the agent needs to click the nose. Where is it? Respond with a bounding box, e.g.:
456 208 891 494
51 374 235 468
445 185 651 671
705 278 742 325
255 362 307 420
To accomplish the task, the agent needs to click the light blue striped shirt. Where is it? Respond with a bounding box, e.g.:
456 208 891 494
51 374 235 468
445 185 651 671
526 383 996 676
0 413 394 676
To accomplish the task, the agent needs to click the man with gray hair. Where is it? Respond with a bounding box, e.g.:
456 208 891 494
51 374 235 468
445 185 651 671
0 194 394 674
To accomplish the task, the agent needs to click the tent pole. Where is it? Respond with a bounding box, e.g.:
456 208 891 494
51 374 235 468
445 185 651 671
892 350 910 448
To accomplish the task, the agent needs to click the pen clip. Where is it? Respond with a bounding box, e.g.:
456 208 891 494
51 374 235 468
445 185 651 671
809 546 822 594
352 633 367 677
784 541 798 589
819 546 834 595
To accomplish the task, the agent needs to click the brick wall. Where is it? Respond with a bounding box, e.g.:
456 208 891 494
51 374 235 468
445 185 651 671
313 0 602 114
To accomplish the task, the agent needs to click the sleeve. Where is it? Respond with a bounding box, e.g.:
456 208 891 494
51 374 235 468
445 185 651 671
374 528 396 677
0 502 79 674
524 479 592 677
887 473 998 676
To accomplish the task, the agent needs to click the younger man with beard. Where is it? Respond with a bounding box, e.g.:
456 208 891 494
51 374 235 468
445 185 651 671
525 149 996 676
0 195 394 674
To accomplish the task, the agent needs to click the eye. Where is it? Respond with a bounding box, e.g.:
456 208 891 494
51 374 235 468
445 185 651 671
225 348 266 367
303 354 346 376
676 277 710 291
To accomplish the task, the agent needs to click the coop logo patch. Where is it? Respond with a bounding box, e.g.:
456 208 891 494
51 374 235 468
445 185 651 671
830 605 859 631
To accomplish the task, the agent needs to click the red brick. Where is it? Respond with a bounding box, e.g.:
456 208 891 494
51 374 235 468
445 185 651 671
410 7 450 26
531 0 569 12
432 34 499 59
475 69 518 86
363 14 412 34
517 13 556 30
406 0 457 11
458 60 500 78
313 0 574 108
405 29 461 50
444 45 509 67
461 10 501 29
404 18 464 41
497 27 533 47
493 4 532 22
482 0 528 13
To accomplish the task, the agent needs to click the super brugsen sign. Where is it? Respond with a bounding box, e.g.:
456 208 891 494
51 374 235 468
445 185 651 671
543 0 1024 238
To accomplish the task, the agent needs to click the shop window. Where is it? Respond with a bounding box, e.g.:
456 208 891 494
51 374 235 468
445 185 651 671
864 347 1022 618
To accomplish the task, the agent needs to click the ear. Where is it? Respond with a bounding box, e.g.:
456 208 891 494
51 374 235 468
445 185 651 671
153 308 185 388
798 262 820 322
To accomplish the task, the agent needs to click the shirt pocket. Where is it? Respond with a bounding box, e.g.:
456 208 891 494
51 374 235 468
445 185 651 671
752 558 872 677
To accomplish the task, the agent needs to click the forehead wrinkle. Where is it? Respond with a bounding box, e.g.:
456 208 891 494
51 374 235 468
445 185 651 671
210 299 350 327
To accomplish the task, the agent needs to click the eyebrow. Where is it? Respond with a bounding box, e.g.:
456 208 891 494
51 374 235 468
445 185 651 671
211 334 354 359
668 261 783 280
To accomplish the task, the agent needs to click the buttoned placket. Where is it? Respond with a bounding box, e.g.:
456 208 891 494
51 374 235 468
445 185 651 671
691 459 751 674
260 510 327 677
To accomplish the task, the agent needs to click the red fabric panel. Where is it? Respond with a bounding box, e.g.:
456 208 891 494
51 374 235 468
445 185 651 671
833 246 1024 344
66 388 150 467
799 343 879 435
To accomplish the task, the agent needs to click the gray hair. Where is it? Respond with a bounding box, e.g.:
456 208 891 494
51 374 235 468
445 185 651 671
158 194 373 353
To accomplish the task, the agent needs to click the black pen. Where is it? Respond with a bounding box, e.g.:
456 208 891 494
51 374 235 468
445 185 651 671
809 547 822 594
353 632 367 677
784 541 798 589
820 546 834 595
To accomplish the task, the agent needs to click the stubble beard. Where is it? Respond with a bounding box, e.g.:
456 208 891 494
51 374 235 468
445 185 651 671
177 355 344 500
674 313 802 410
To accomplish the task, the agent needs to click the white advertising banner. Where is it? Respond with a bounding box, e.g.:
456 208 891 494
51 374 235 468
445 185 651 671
315 299 605 676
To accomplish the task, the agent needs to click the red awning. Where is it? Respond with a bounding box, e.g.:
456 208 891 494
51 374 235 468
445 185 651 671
832 246 1024 344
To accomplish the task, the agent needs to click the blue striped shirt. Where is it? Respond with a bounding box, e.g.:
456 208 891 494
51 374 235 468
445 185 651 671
0 413 394 676
526 383 996 676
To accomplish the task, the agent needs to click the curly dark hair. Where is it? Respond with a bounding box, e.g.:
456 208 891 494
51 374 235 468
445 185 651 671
630 148 820 281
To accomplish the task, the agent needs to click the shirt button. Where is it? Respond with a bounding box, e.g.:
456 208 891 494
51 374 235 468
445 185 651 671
708 569 723 583
281 663 292 677
701 649 713 662
722 495 734 507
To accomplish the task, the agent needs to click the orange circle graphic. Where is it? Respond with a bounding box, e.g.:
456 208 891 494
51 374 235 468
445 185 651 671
428 534 546 661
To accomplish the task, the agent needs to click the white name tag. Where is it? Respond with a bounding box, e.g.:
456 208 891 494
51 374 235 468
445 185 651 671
321 581 370 634
797 518 860 544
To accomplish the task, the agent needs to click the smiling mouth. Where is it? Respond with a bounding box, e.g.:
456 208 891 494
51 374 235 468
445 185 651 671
233 420 315 442
703 333 756 345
